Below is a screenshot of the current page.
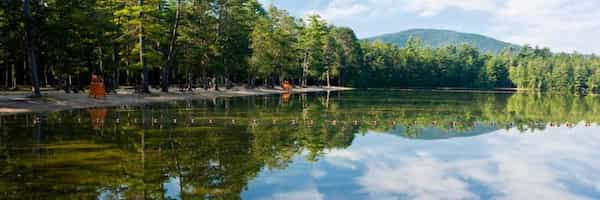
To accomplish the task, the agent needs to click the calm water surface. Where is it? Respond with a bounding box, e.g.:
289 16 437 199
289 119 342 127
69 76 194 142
1 90 600 199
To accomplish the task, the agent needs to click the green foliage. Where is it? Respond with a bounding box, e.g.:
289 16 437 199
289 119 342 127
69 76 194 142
506 47 600 93
300 15 328 82
249 6 301 86
1 1 599 93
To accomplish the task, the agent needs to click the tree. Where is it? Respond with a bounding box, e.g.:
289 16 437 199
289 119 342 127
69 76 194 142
322 33 338 88
178 0 217 90
23 0 41 97
161 0 182 93
249 14 275 86
138 0 149 93
299 15 327 87
588 63 600 92
329 27 362 86
3 1 600 94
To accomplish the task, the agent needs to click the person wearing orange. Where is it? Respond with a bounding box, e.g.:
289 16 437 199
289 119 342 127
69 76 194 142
89 74 106 99
282 80 292 92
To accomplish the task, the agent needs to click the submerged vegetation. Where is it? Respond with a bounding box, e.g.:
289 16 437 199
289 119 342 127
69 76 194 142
1 0 600 94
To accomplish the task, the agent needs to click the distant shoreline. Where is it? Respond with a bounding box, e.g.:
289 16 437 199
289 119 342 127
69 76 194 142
366 87 600 95
0 86 353 115
366 87 519 94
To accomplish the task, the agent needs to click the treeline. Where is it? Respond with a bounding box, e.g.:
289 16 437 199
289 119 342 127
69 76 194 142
2 0 600 95
0 0 362 94
359 40 600 92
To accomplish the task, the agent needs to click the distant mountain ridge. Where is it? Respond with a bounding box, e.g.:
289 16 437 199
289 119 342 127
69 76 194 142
366 29 520 54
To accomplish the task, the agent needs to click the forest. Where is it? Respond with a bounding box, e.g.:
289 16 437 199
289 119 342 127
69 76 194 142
2 0 600 96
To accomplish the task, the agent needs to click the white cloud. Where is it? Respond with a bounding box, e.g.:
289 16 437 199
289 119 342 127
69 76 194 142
306 0 498 19
358 154 477 200
269 188 324 200
311 168 327 179
490 0 600 53
320 126 600 199
304 0 600 54
402 0 498 16
308 0 371 20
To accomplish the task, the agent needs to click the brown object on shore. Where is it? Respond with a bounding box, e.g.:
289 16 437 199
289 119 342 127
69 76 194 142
283 80 292 92
89 75 106 99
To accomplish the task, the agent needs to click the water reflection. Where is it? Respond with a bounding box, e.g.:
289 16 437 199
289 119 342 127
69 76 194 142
0 91 600 199
245 125 600 199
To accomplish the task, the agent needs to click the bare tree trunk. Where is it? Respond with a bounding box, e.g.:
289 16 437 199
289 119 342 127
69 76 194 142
202 69 207 90
4 64 8 88
23 0 41 97
302 52 309 88
98 47 103 73
326 69 331 88
112 42 119 90
213 76 219 91
139 0 150 93
23 58 26 85
162 0 182 93
11 64 16 89
186 71 192 91
338 68 342 86
43 64 48 87
67 75 72 93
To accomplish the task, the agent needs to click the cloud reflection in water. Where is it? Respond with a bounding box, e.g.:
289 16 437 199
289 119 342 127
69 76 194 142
244 124 600 199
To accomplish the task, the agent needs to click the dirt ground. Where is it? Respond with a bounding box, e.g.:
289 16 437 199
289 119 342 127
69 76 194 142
0 86 352 115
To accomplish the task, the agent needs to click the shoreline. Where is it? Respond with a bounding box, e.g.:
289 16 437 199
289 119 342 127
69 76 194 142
0 86 353 115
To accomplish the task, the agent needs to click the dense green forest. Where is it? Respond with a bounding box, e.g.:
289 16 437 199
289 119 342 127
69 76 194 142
1 0 600 95
367 29 519 54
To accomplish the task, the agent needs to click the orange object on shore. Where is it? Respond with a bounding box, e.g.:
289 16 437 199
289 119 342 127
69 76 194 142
89 75 106 99
282 80 292 92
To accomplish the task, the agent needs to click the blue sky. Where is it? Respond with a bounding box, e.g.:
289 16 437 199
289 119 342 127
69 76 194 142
258 0 600 54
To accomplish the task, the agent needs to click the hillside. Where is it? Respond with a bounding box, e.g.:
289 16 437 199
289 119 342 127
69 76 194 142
367 29 519 54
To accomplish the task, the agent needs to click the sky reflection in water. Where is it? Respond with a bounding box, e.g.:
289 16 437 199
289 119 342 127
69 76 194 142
244 125 600 200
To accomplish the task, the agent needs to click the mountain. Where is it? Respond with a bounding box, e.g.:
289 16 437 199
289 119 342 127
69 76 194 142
366 29 519 54
389 125 499 140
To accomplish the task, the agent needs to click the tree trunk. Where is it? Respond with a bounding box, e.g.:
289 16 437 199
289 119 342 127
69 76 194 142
4 64 8 88
139 0 150 93
43 64 48 87
11 64 16 89
302 52 309 88
23 0 41 97
112 42 119 90
326 69 331 88
162 0 182 93
67 75 72 93
202 69 207 90
213 76 219 91
338 68 342 86
186 71 192 91
98 47 103 73
23 58 27 85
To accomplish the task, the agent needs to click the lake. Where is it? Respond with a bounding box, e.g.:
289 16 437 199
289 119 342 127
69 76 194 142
1 90 600 199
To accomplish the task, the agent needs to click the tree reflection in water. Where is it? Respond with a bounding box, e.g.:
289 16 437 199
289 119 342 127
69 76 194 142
0 91 599 199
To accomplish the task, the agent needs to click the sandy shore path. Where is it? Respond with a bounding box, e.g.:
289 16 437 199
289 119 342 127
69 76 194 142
0 86 352 115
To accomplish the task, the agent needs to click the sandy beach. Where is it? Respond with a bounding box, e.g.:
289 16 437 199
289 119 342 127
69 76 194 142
0 86 352 115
